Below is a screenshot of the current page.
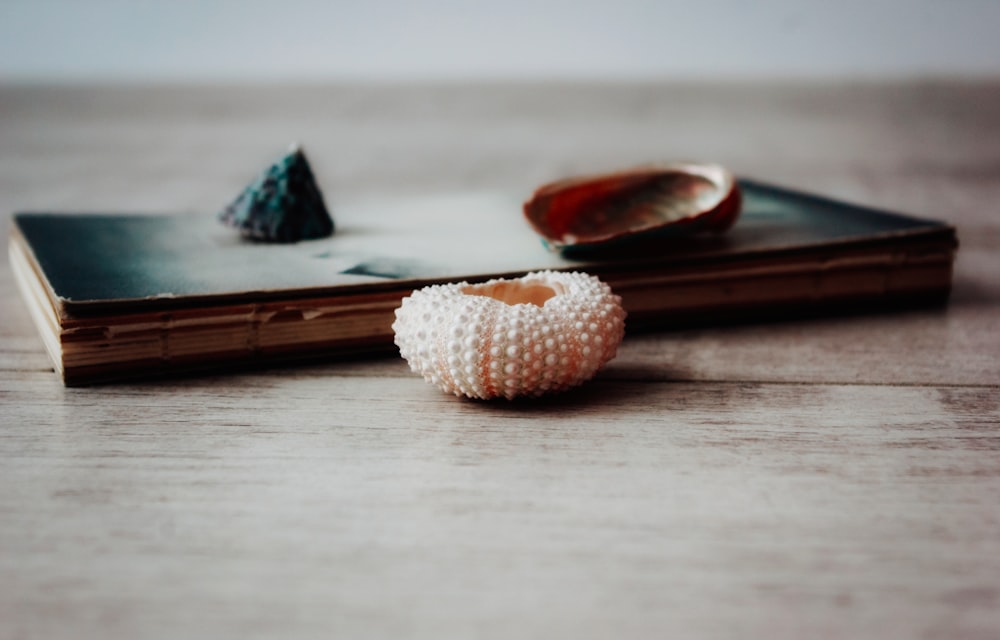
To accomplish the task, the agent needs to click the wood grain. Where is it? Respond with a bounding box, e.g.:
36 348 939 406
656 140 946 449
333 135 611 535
1 81 999 640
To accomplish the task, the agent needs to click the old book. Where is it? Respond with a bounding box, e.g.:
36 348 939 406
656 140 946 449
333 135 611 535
9 180 957 385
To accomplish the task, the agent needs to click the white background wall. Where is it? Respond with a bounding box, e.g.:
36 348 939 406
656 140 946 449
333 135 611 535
1 0 999 82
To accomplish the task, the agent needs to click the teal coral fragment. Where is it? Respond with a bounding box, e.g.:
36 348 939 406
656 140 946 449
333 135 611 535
220 145 334 243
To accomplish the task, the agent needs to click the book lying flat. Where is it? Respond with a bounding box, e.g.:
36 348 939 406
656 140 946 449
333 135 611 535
9 180 957 385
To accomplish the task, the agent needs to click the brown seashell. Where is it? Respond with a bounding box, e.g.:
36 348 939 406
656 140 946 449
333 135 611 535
523 162 741 253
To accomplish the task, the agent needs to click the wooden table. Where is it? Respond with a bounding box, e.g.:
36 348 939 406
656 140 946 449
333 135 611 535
2 82 998 639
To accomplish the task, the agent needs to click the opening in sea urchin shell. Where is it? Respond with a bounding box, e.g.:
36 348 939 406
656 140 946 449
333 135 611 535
462 281 560 307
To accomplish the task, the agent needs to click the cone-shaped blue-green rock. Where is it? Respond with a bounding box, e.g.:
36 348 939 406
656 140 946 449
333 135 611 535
219 145 334 243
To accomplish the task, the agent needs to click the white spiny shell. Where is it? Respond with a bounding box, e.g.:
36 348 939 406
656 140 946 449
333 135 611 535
392 271 626 400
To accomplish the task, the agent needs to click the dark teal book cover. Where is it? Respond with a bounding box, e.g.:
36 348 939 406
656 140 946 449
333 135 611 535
13 180 956 316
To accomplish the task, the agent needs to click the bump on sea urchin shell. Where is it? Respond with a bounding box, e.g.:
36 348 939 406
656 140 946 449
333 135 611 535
392 271 626 400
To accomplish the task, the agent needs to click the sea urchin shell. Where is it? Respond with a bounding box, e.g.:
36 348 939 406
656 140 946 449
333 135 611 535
392 271 626 400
